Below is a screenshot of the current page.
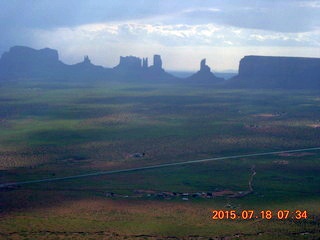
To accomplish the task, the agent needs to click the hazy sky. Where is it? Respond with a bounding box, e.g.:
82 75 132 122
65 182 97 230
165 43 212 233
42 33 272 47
0 0 319 71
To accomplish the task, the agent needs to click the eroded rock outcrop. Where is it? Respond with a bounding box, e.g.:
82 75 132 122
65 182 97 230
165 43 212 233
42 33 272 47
142 58 148 68
71 55 107 79
0 46 221 83
187 59 223 83
153 55 162 69
200 59 210 73
145 54 176 80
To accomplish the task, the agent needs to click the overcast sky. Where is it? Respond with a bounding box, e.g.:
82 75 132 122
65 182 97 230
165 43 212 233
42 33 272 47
0 0 319 71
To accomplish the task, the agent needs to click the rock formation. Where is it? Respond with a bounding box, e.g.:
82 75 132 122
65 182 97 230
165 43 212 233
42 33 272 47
0 46 111 80
83 55 91 65
143 54 175 80
3 46 320 89
0 46 226 83
114 56 142 71
153 55 162 69
71 55 107 79
0 47 223 82
230 55 320 88
142 58 148 68
186 59 223 83
3 46 60 63
0 46 66 79
200 59 210 73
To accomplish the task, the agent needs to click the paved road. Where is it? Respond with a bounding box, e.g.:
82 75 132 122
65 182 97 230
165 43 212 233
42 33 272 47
1 147 320 189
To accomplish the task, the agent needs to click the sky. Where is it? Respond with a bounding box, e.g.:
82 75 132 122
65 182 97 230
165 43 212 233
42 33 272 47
0 0 320 71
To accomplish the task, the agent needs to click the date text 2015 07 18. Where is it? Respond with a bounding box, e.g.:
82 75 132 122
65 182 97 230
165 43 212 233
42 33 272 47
212 210 308 220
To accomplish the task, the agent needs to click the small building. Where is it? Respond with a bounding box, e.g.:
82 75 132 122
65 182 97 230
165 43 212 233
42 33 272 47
106 192 114 197
131 152 145 158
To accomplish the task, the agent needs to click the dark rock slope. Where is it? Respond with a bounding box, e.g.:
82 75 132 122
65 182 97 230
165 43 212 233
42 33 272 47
230 55 320 88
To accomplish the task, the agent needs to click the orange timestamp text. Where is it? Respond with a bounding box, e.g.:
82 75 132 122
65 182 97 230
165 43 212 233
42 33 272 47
212 210 308 220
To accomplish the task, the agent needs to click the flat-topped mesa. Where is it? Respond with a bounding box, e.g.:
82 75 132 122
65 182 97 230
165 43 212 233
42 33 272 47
0 46 66 79
114 56 142 71
232 55 320 88
114 55 162 72
0 46 60 67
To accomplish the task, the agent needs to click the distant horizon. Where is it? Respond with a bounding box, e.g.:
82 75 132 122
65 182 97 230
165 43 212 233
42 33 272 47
0 1 319 71
0 45 239 73
3 44 320 74
2 44 319 72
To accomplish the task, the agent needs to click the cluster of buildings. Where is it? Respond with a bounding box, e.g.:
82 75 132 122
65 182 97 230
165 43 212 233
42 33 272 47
105 189 252 201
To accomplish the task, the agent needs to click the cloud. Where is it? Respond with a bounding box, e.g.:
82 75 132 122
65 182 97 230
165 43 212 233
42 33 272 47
175 2 320 33
181 7 221 14
26 20 320 71
0 0 319 70
298 1 320 8
32 22 320 49
1 0 319 33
